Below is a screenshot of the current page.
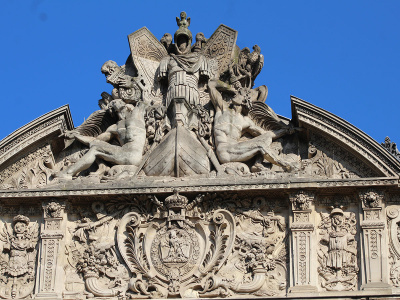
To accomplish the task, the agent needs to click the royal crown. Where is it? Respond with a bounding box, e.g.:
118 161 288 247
13 215 30 225
165 190 188 209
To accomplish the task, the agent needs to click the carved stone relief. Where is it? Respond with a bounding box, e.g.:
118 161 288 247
0 145 54 190
386 205 400 289
382 136 400 162
62 192 288 299
305 133 377 178
0 9 399 300
317 205 358 291
0 215 39 299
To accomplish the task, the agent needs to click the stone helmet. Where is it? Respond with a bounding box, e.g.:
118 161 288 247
174 27 193 55
330 207 344 217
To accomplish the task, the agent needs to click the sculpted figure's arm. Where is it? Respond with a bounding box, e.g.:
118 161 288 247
208 79 232 112
244 118 266 137
71 124 117 147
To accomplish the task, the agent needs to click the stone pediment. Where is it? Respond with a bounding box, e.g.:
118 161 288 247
0 97 398 193
292 96 400 178
2 12 400 300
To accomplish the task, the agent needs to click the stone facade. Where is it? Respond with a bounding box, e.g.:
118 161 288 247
1 12 400 299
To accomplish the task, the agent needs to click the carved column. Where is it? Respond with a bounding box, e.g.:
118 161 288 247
359 190 392 291
35 201 66 299
288 191 318 293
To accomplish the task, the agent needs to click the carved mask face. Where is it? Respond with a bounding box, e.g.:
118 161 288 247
14 221 27 234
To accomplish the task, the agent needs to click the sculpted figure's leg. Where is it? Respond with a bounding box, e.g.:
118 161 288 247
261 149 295 172
217 132 298 172
217 142 262 164
58 147 100 178
57 141 121 179
216 133 274 163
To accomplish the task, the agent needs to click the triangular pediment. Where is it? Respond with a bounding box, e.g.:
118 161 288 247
0 97 398 194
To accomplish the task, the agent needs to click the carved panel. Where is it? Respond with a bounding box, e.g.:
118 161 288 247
308 133 377 178
317 206 358 291
0 215 39 299
63 192 288 299
128 27 168 93
202 24 238 76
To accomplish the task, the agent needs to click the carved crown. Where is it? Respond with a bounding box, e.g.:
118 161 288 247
13 215 30 225
165 190 188 209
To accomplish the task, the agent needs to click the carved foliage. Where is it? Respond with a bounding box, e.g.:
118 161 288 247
0 145 54 190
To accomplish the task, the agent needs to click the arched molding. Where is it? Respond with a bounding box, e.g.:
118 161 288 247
291 96 400 177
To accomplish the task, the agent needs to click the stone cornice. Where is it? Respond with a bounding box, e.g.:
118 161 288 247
0 176 397 199
0 105 73 166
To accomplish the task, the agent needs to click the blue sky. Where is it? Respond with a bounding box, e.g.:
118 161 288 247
1 1 399 146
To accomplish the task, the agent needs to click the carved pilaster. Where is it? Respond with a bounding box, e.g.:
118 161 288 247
359 189 392 291
35 201 66 299
288 191 318 293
